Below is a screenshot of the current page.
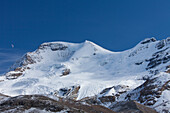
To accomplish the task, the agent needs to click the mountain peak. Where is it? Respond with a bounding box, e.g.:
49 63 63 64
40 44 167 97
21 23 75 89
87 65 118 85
0 38 169 113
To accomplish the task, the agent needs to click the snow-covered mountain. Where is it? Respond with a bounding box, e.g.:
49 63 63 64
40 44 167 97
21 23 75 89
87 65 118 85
0 37 169 113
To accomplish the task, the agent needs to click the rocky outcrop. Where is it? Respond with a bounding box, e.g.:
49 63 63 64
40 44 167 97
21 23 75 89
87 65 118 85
80 85 129 105
166 65 170 73
54 85 80 100
155 38 170 50
146 37 170 70
140 38 156 44
5 71 23 80
80 95 116 105
100 85 130 99
98 96 115 104
109 100 157 113
125 73 170 112
60 68 71 77
5 52 37 80
23 53 36 65
39 42 68 51
0 94 115 113
146 47 170 70
5 67 31 80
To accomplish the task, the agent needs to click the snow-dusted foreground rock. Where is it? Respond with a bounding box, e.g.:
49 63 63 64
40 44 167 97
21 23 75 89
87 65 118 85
0 94 115 113
0 94 158 113
0 37 169 112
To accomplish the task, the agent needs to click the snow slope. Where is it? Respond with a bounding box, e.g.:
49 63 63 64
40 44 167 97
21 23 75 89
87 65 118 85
0 38 169 112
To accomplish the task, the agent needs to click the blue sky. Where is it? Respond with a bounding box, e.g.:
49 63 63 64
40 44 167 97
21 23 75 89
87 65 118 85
0 48 24 74
1 0 170 74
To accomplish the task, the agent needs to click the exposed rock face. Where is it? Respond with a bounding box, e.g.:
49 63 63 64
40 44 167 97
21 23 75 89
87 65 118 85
80 95 116 106
146 47 170 70
109 101 157 113
128 37 170 70
5 66 31 80
11 52 39 69
125 73 170 112
80 85 129 106
23 53 36 65
6 52 38 79
38 42 68 51
155 38 170 50
140 38 157 44
5 71 23 80
145 37 170 70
